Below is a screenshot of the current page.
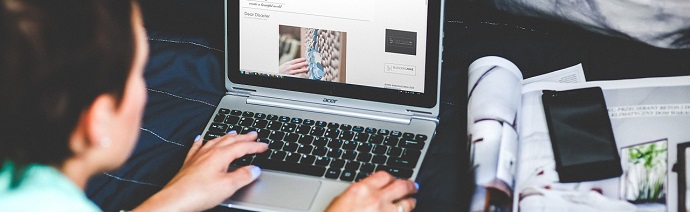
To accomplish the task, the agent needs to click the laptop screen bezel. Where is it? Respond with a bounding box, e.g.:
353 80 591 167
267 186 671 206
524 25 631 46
226 1 442 109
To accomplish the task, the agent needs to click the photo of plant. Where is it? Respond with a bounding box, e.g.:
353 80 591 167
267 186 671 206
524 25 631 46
620 139 668 204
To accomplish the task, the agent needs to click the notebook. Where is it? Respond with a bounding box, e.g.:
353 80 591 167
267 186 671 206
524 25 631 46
200 0 445 211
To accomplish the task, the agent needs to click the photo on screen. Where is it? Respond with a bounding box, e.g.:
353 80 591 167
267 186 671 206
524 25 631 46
620 139 668 206
278 25 347 83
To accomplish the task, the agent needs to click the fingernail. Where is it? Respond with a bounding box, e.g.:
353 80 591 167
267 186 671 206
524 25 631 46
249 166 262 179
194 135 201 142
228 130 237 135
249 131 257 134
414 182 420 190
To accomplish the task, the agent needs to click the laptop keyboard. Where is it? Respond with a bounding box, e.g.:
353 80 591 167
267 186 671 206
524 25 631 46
204 108 428 182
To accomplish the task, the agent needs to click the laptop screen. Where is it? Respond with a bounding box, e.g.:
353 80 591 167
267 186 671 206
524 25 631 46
227 0 442 108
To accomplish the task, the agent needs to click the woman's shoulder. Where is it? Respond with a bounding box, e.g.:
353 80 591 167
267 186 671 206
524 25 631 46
1 163 101 212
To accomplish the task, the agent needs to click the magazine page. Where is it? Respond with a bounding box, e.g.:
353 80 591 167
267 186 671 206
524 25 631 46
514 76 690 212
467 56 586 211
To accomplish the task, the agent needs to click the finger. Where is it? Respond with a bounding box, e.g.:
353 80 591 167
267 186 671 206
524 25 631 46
394 197 416 212
219 140 268 162
287 68 308 75
359 171 396 189
223 165 262 192
291 61 309 68
202 131 252 150
183 135 204 165
381 179 417 202
291 57 307 64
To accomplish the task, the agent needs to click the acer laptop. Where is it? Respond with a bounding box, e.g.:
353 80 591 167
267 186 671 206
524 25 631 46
200 0 445 211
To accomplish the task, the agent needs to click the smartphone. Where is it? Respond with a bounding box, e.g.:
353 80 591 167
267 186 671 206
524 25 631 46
542 87 622 182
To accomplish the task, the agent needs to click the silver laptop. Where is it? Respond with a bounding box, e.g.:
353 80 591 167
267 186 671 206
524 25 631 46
201 0 445 211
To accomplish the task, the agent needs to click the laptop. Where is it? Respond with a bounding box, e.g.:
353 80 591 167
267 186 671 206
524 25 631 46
200 0 444 211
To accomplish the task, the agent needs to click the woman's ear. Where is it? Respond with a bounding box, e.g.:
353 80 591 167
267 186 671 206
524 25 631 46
69 94 118 155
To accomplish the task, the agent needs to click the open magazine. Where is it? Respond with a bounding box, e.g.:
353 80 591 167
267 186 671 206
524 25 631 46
468 56 690 211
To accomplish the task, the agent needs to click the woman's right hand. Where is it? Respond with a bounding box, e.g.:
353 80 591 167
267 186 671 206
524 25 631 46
326 171 418 212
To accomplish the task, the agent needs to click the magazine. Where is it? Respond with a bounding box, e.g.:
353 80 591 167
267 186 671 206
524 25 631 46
468 56 690 211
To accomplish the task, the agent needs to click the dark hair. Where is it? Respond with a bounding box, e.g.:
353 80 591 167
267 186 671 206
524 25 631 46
0 0 136 187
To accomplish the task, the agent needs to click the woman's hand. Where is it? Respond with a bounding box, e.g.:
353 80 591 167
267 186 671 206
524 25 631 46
134 132 268 212
279 58 309 76
326 171 419 212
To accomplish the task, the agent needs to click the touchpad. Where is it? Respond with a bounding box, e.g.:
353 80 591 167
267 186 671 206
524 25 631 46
228 172 321 210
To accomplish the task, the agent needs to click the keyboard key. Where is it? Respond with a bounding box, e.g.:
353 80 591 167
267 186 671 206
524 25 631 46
340 169 356 181
269 131 285 140
268 140 284 150
327 139 343 148
312 146 328 156
281 123 297 132
283 133 299 143
360 163 376 173
368 134 384 145
353 133 369 142
339 131 355 140
327 122 340 129
403 132 415 140
315 156 331 167
242 111 254 117
371 155 388 165
266 114 279 121
372 144 388 154
388 147 403 157
415 134 429 141
384 136 399 147
401 149 422 161
298 135 314 144
278 116 290 122
376 165 413 178
330 159 346 169
327 148 343 158
282 142 298 152
342 140 357 150
253 158 325 177
213 114 226 122
224 116 240 125
399 139 425 150
296 125 312 134
285 152 300 162
204 132 224 140
256 150 273 159
238 117 254 127
219 108 231 114
315 121 328 127
298 144 314 154
303 119 315 125
256 129 270 139
356 152 373 163
267 121 282 130
342 150 357 160
390 131 403 137
300 154 316 165
257 138 271 145
377 129 390 135
230 110 243 116
345 161 361 170
254 113 266 119
270 151 287 160
339 124 353 131
357 143 373 153
291 118 303 124
355 172 370 182
324 128 341 139
253 119 268 128
325 169 341 179
365 127 377 134
209 123 229 132
387 157 417 168
310 127 326 137
240 127 256 134
352 126 364 132
313 137 329 147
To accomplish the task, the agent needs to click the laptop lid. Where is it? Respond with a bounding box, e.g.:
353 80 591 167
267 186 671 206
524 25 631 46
225 0 444 119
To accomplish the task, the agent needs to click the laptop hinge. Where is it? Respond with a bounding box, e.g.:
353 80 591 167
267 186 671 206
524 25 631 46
408 110 440 123
246 97 412 125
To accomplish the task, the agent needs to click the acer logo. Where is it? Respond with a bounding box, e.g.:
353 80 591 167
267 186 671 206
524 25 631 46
323 98 338 104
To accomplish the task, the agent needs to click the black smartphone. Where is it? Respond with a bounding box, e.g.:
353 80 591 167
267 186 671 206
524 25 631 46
542 87 622 182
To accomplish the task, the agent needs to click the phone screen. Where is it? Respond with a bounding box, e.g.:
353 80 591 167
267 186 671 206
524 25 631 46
542 87 622 182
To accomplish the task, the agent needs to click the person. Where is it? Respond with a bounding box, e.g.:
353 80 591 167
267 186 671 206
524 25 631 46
0 0 418 211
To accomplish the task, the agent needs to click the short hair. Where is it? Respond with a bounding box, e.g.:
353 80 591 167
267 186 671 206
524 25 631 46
0 0 136 187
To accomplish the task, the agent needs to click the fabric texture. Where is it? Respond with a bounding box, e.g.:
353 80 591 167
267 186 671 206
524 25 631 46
491 0 690 49
1 162 101 212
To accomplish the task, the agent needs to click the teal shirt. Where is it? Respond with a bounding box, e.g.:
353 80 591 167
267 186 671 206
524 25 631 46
0 162 102 212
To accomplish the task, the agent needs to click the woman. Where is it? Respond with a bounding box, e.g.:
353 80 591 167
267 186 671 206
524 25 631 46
0 0 418 211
